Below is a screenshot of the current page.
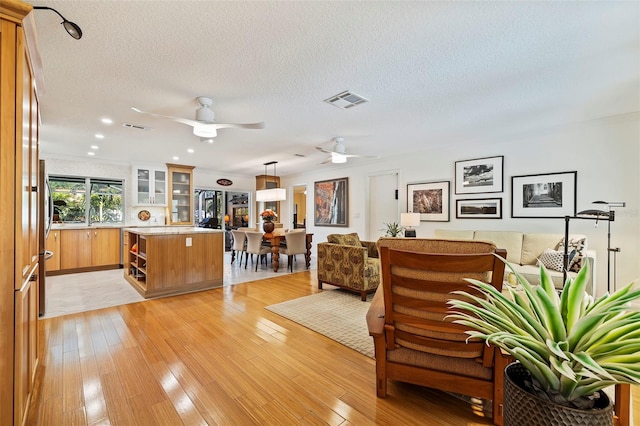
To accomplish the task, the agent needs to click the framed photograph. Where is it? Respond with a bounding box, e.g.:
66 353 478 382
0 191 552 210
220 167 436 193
314 177 348 226
407 181 450 222
511 171 577 218
456 198 502 219
455 155 504 194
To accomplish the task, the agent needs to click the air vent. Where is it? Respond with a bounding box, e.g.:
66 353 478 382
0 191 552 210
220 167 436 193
324 90 369 110
122 123 150 131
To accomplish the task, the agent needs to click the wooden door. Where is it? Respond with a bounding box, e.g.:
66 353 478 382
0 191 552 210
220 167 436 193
60 229 92 270
92 228 120 266
46 230 61 272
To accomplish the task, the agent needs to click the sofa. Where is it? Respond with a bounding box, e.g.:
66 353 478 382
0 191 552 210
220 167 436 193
433 229 595 295
317 233 380 300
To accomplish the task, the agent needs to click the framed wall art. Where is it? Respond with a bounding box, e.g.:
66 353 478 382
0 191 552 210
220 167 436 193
455 155 504 194
407 181 450 222
314 177 348 226
456 198 502 219
511 171 576 218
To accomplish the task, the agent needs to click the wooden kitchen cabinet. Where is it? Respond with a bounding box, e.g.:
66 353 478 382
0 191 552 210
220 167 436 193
91 228 121 266
167 163 195 225
45 230 61 272
0 2 42 424
57 228 121 273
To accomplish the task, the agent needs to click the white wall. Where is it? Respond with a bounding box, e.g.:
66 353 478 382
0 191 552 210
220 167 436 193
281 113 640 298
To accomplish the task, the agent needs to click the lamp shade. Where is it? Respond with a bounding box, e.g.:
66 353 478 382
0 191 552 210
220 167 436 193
256 188 286 202
400 212 420 227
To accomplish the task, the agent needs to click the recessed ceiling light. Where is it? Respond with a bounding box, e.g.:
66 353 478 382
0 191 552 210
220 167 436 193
187 148 194 154
95 134 104 139
90 145 99 150
172 156 179 160
101 118 113 124
88 152 95 156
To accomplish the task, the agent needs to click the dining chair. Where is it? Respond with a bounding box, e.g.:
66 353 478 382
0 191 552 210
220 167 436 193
279 231 308 272
230 230 247 267
245 231 271 271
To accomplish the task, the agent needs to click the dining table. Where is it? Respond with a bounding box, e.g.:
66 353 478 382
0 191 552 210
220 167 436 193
264 232 313 272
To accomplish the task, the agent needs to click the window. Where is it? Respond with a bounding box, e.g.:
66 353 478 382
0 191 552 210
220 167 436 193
50 176 124 225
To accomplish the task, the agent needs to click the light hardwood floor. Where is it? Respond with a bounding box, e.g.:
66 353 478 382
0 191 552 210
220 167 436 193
28 271 639 425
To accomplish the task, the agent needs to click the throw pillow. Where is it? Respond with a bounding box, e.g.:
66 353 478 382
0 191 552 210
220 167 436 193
538 248 575 272
327 233 361 247
558 237 587 272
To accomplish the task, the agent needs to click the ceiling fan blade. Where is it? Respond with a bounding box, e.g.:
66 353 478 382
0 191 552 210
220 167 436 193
316 146 333 154
319 157 332 164
131 107 200 127
212 122 265 130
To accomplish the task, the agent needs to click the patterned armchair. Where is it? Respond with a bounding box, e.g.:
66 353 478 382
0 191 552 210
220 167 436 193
317 233 380 301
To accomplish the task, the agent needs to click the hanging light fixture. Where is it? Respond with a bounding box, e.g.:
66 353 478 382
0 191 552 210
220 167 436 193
33 6 83 40
256 161 286 202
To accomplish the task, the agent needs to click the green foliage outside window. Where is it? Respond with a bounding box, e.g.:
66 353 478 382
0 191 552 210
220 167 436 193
50 176 123 224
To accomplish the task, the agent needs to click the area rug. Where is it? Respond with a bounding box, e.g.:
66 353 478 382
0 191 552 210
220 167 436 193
265 289 374 358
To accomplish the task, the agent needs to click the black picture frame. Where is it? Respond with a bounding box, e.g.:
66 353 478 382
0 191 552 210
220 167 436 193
456 198 502 219
455 155 504 194
407 181 450 222
314 177 348 227
511 171 577 218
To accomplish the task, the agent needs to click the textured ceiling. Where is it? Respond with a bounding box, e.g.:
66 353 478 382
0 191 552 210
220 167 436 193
27 1 639 177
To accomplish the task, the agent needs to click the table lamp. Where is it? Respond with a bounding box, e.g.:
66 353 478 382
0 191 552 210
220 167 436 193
401 213 420 238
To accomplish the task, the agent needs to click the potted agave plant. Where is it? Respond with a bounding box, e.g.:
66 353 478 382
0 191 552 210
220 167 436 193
448 261 640 426
381 222 404 237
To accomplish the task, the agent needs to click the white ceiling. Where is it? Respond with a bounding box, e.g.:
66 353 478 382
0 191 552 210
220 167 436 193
27 1 639 178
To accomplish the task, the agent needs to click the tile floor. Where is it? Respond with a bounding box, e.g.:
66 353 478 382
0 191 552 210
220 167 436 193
43 251 317 319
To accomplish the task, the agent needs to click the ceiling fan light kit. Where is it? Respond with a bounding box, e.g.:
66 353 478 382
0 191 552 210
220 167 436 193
193 125 217 138
131 96 264 140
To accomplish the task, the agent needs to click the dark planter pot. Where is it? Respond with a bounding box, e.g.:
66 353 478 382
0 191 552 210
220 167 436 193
504 362 613 426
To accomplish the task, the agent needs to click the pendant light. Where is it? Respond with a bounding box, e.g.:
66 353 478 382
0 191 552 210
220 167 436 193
256 161 286 202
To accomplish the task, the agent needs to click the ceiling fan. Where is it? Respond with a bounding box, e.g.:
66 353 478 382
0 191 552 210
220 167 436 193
316 137 380 164
132 96 265 142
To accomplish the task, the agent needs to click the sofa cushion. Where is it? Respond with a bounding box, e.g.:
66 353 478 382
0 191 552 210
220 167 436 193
327 232 361 247
558 236 587 272
473 230 523 264
433 229 475 240
521 233 564 265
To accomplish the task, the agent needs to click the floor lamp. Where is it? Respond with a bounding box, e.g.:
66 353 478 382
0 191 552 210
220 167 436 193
592 201 625 293
564 201 625 293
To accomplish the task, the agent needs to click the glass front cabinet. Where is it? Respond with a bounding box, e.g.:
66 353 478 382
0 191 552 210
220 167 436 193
132 165 167 206
167 163 195 225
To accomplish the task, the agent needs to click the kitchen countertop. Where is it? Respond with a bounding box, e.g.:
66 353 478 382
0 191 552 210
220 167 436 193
122 226 223 235
51 224 199 230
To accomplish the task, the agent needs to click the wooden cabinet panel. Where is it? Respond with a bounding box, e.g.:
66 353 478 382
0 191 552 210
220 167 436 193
60 229 92 270
1 3 42 424
91 228 120 266
14 270 38 426
46 230 61 272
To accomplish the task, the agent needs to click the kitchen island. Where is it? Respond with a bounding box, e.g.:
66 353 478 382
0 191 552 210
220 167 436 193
123 227 224 298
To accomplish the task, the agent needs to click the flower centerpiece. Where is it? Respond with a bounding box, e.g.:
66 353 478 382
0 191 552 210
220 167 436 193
260 209 277 234
260 209 277 222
